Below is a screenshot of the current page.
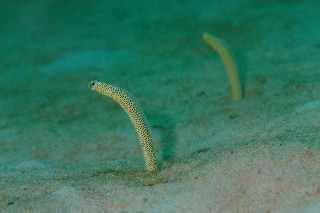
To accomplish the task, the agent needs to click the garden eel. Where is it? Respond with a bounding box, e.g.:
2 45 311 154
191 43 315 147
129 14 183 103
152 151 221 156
202 32 242 101
88 80 158 173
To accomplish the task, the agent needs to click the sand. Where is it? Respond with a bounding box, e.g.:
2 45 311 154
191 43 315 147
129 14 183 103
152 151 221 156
1 0 319 212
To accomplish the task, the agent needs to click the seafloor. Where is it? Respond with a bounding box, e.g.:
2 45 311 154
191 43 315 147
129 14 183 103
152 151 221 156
1 0 319 212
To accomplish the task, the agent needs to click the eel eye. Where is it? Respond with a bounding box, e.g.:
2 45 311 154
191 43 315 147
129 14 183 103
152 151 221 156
88 81 96 89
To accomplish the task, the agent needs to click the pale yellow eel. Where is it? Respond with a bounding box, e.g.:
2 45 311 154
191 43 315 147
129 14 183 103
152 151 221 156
202 32 242 101
88 80 158 173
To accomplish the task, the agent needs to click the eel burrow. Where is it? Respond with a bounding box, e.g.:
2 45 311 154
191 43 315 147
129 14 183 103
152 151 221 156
202 32 242 101
88 80 158 173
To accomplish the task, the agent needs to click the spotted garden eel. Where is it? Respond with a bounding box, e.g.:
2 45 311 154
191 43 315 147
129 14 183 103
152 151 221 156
88 80 158 173
202 32 242 101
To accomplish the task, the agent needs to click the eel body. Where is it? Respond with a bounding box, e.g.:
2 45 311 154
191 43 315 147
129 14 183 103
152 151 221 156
88 80 157 173
202 32 242 101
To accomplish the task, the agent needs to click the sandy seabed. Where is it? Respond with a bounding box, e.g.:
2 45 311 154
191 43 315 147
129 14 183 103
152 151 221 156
1 0 319 212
